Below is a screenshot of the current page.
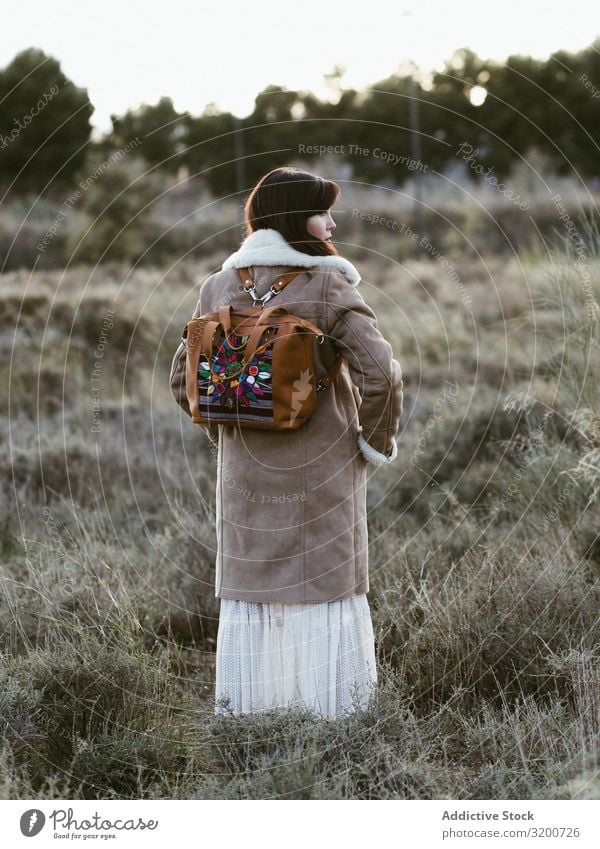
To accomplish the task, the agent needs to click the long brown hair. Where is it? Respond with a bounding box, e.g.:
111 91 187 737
244 166 341 257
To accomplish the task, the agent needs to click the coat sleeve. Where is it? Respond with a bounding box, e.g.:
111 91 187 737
324 269 403 464
168 278 220 450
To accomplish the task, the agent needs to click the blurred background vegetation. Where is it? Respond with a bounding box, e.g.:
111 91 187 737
1 41 600 269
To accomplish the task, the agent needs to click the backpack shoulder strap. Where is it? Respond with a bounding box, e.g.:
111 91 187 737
237 266 306 305
316 355 344 392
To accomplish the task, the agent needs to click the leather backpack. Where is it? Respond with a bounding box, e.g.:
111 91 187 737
175 266 344 431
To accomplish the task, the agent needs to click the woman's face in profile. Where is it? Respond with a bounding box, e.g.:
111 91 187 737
306 208 336 243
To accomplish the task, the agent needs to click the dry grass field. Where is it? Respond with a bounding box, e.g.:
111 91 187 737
0 203 599 799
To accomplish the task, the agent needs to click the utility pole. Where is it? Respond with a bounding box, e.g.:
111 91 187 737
234 116 246 201
402 10 427 253
409 67 424 241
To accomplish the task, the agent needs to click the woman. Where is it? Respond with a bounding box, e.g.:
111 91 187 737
170 166 404 720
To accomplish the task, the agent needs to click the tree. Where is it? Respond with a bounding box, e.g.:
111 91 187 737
66 154 168 264
110 96 186 175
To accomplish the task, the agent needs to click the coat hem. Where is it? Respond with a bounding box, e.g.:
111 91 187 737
214 585 369 604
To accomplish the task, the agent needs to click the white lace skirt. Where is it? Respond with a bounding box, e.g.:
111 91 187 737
214 593 378 721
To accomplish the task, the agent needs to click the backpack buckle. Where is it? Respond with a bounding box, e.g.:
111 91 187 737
259 287 278 306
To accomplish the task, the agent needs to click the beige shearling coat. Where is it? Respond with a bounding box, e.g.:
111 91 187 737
169 228 404 603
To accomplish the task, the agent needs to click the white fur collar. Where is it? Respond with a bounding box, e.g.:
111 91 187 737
222 227 360 286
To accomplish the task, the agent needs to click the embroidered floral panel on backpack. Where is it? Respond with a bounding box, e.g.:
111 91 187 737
198 331 274 423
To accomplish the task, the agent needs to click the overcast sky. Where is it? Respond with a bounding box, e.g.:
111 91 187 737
3 0 599 138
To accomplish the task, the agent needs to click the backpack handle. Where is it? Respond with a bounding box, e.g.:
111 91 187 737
235 305 292 365
254 304 291 325
218 304 234 334
235 265 344 393
242 322 274 366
